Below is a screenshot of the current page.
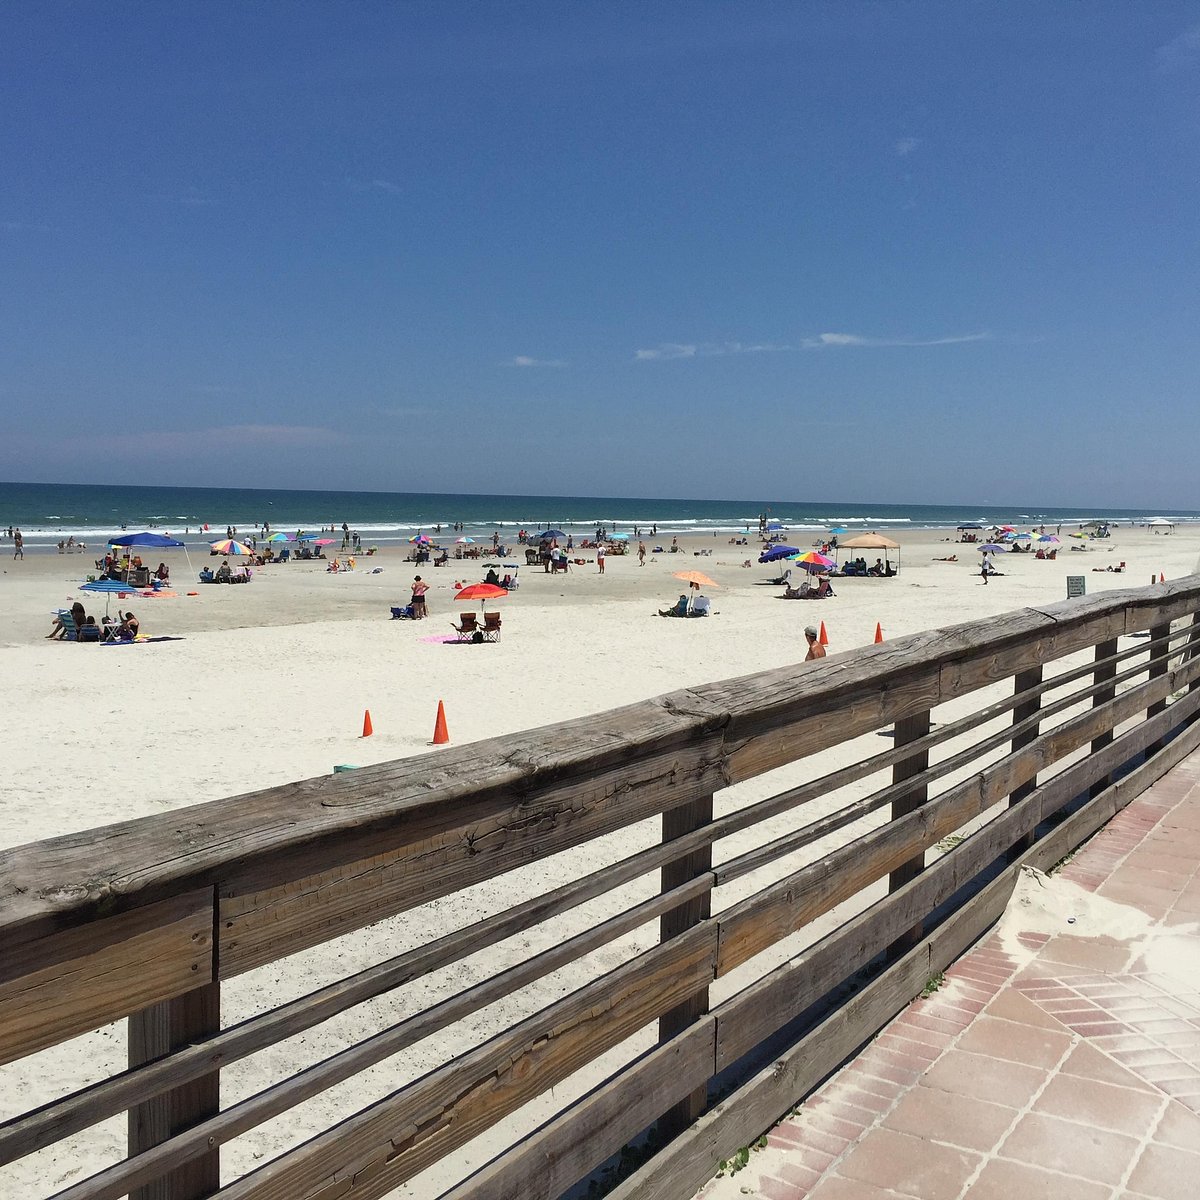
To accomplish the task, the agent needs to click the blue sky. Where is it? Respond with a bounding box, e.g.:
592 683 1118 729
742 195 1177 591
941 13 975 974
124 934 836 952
3 3 1198 506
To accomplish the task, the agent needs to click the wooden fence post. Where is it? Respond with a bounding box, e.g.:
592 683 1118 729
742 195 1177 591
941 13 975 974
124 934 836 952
1146 622 1172 757
888 711 931 955
1007 667 1043 859
657 795 714 1138
129 983 220 1199
1087 638 1120 798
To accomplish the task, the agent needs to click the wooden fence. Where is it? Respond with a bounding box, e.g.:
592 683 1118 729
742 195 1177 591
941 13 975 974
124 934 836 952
4 578 1200 1200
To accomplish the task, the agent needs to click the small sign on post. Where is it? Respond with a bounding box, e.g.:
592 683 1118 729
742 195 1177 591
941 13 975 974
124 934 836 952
1067 576 1086 599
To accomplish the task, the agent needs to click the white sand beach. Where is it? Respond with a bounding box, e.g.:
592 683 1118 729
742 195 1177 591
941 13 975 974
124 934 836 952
3 523 1197 1196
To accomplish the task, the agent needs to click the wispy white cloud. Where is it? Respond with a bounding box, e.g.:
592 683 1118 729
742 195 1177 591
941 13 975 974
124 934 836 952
635 333 988 360
801 331 992 349
507 355 568 367
634 341 787 361
1157 22 1200 71
894 137 921 156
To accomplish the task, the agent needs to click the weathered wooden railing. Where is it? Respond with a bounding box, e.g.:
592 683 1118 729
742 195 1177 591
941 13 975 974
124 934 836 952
4 579 1200 1200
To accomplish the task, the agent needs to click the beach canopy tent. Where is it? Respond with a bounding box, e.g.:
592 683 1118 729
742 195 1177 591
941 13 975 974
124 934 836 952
759 544 801 563
109 532 184 549
1147 518 1175 528
108 530 193 573
957 523 984 531
837 532 902 573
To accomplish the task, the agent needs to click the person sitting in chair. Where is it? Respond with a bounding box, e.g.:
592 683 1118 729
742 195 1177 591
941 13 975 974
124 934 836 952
658 594 689 617
689 593 711 617
485 567 500 586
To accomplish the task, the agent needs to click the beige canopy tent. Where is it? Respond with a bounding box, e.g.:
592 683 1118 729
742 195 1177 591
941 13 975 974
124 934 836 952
836 532 901 575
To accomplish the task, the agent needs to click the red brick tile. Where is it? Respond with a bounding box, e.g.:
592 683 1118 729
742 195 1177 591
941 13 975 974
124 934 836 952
954 1015 1073 1069
805 1175 915 1200
1065 1020 1131 1038
1126 1141 1200 1200
899 1010 969 1036
820 1100 880 1129
757 1176 808 1200
922 1050 1046 1108
1033 1072 1164 1136
983 988 1071 1031
836 1127 982 1200
1153 1099 1200 1149
882 1083 1016 1152
965 1157 1112 1200
805 1112 866 1143
780 1153 836 1183
999 1111 1142 1184
1060 1042 1158 1091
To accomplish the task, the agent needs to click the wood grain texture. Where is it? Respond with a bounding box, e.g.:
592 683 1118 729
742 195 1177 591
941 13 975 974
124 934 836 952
0 890 213 1067
608 869 1022 1200
712 686 1199 1068
435 1019 716 1200
214 927 718 1200
128 983 220 1200
0 694 729 951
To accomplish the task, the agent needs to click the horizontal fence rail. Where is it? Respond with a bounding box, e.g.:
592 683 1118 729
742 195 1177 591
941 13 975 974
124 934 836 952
3 578 1200 1200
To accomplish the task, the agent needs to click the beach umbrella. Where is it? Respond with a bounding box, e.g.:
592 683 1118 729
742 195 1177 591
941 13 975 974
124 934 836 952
80 576 142 617
535 529 566 540
610 533 630 540
957 524 983 531
264 532 291 543
454 582 507 611
830 526 849 535
978 543 1009 553
455 536 475 544
766 520 783 531
759 545 800 563
791 551 836 574
1036 535 1060 545
210 539 252 555
673 570 720 588
313 538 335 546
1012 532 1032 540
409 535 432 545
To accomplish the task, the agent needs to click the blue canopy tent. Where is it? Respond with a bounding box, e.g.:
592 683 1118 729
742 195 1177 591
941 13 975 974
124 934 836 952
107 530 193 577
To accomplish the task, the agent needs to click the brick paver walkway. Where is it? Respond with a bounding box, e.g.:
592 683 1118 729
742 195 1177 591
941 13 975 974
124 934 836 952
700 751 1200 1200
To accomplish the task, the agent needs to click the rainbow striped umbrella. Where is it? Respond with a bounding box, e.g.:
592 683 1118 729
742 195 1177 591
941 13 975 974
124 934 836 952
791 550 837 574
210 539 253 555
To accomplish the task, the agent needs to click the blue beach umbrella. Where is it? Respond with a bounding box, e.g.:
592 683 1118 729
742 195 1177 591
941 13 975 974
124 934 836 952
81 576 145 617
759 544 800 563
535 529 566 540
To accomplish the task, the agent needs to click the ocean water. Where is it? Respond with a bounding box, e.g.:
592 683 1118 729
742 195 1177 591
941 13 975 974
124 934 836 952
1 481 1196 548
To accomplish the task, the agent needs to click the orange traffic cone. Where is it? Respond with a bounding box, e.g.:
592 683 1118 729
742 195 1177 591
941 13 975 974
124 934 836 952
433 700 450 745
874 622 884 644
818 620 829 646
362 710 373 738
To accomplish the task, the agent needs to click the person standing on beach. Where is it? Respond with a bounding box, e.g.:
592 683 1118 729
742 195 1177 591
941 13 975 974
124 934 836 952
804 625 825 661
638 540 646 566
13 528 23 559
411 576 428 619
597 543 606 574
